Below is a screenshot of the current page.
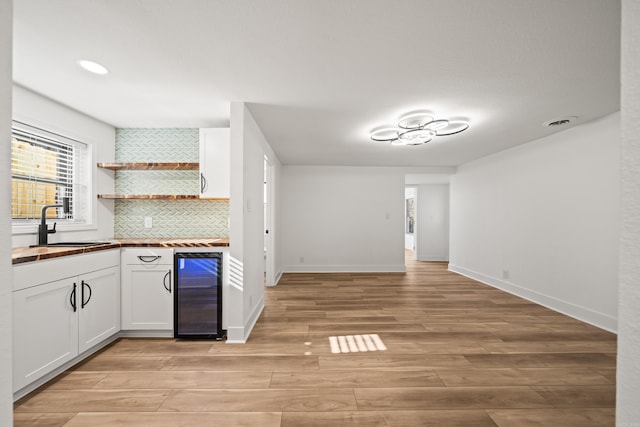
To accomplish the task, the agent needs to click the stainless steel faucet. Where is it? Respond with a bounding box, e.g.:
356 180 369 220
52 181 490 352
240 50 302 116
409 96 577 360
38 197 70 246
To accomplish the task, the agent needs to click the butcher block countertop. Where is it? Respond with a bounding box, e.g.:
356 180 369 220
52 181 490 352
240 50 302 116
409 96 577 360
12 238 230 265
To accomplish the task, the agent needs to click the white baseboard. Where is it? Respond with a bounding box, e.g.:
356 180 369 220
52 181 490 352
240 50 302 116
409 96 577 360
226 296 264 344
266 269 283 287
119 330 173 338
416 255 449 262
448 264 617 333
273 270 283 285
283 264 406 273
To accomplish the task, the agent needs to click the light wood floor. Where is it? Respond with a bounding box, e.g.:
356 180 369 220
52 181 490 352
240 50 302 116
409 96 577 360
14 252 617 426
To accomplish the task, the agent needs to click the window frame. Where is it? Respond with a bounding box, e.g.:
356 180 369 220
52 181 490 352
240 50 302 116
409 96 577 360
11 121 97 235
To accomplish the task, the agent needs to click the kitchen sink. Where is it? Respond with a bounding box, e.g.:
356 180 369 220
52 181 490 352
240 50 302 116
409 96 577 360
30 241 112 248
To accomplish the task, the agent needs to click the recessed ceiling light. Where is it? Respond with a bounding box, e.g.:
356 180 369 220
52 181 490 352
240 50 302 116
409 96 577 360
77 59 109 75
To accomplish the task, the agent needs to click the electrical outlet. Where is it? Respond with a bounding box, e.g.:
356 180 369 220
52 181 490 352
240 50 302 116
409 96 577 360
144 216 153 228
502 269 510 280
300 256 304 264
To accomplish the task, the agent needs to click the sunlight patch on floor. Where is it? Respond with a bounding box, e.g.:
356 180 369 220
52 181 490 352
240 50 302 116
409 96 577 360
329 334 387 354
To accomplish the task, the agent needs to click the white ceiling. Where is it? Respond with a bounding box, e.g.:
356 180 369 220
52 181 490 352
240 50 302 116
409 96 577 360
13 0 620 167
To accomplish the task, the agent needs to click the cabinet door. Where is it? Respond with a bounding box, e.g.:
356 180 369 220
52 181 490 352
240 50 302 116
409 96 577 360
199 128 230 199
13 278 79 392
78 266 120 353
122 264 173 330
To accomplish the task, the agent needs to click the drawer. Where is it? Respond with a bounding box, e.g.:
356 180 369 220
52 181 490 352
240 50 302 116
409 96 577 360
13 249 120 292
121 248 173 266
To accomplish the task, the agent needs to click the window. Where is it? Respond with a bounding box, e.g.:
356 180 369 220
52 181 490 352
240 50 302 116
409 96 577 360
11 122 90 228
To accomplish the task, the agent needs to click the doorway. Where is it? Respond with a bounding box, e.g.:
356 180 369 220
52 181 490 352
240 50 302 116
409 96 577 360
405 186 418 260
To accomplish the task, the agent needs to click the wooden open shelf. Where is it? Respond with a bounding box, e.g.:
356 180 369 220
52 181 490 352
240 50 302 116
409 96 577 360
97 194 229 200
98 194 200 200
96 162 229 201
97 162 199 170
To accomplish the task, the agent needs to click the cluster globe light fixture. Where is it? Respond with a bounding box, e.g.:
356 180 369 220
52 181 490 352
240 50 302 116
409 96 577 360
370 111 469 146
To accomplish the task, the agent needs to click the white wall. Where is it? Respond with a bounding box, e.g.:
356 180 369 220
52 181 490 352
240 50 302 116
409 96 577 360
281 166 405 272
404 187 416 251
617 1 640 423
416 184 449 262
0 0 12 424
450 113 620 332
228 102 282 343
12 85 116 248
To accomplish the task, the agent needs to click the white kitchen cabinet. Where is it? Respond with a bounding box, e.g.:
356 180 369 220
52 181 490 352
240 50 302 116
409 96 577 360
78 266 120 353
121 248 173 331
12 250 120 393
199 128 230 199
13 277 79 392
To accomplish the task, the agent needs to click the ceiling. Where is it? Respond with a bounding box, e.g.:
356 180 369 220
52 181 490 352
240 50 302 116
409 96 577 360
13 0 620 167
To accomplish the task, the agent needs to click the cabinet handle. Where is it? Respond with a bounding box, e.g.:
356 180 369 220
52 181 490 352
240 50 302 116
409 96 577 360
70 283 77 312
200 172 207 193
163 270 171 293
81 280 92 308
138 255 161 263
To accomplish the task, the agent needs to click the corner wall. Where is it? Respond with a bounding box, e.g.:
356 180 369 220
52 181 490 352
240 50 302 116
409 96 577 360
617 0 640 423
449 113 620 332
228 102 282 343
0 0 12 424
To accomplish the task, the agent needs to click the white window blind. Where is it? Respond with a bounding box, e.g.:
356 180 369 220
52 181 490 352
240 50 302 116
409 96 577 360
11 122 89 223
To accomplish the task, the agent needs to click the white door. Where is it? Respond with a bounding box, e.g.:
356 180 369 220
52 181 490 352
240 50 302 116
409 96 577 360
264 156 275 286
78 266 120 353
13 277 79 391
121 264 173 330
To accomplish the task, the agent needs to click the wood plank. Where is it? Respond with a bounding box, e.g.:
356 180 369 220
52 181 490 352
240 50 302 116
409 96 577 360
103 338 214 356
281 411 388 427
481 340 617 354
435 368 614 387
93 371 273 389
160 355 319 371
530 385 616 408
464 353 616 368
319 354 472 370
270 369 444 388
381 410 499 427
97 162 199 170
159 389 358 412
63 412 282 427
487 408 615 426
13 413 76 427
354 386 549 410
97 194 204 199
14 390 170 413
72 355 170 371
45 372 109 390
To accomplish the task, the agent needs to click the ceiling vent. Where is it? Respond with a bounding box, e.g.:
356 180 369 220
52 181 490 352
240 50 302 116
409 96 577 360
543 116 577 127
